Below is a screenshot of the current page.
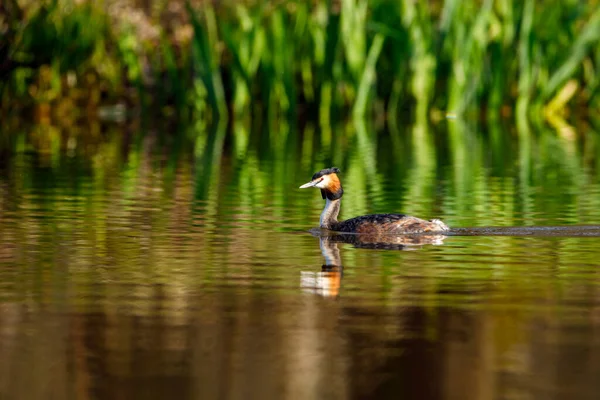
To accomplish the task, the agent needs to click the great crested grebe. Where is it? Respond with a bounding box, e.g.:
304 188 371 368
300 167 449 234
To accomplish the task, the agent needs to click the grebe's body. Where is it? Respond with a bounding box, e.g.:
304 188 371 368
300 167 449 234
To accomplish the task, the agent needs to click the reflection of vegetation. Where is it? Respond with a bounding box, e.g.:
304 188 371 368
1 118 600 397
2 114 599 232
2 0 600 124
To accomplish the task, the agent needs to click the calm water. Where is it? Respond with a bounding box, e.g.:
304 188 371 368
1 119 600 399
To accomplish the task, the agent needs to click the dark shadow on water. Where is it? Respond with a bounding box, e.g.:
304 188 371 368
301 230 446 298
307 227 448 250
303 225 600 241
300 224 600 298
449 225 600 237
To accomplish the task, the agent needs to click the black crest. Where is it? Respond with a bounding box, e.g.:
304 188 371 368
312 167 340 180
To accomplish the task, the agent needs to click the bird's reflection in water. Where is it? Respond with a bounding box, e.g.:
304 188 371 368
301 235 344 297
301 229 447 297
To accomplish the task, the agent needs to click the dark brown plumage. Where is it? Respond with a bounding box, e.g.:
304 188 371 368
299 168 449 234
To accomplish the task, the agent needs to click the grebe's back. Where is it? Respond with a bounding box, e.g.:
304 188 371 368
299 167 449 234
334 214 448 234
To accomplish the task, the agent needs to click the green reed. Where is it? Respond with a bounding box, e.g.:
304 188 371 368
1 1 115 105
2 0 600 128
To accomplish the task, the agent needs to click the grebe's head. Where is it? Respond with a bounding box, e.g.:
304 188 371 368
299 167 344 200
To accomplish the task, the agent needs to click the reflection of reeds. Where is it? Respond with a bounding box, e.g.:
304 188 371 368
3 1 600 126
3 98 599 232
2 114 600 351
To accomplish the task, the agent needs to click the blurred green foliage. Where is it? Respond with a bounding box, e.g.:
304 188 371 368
1 0 600 126
1 0 116 103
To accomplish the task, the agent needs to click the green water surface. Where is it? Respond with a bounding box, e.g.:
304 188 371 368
1 118 600 399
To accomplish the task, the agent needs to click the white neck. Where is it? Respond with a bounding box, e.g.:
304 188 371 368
320 198 341 229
